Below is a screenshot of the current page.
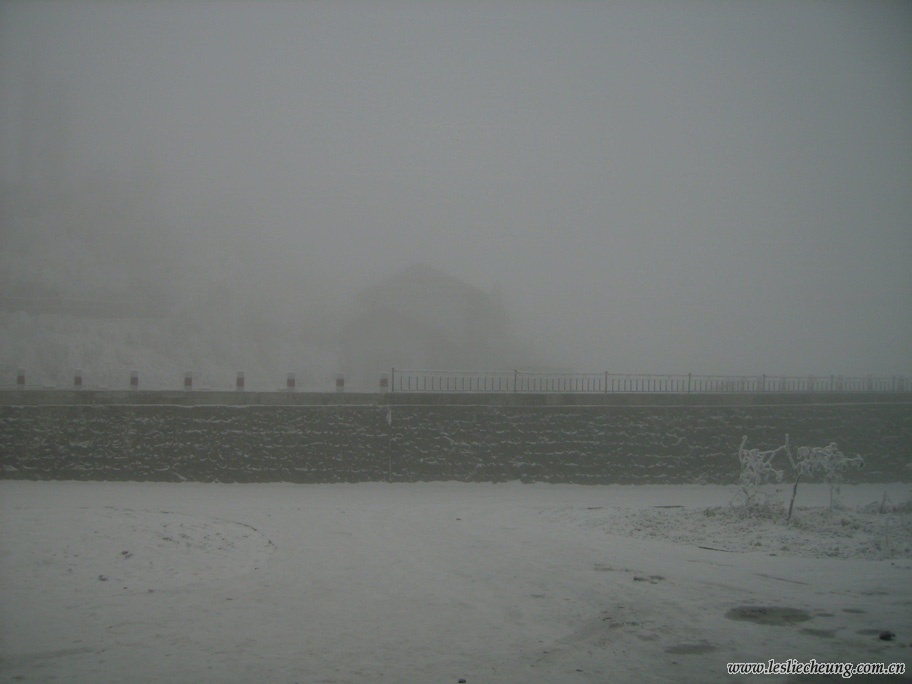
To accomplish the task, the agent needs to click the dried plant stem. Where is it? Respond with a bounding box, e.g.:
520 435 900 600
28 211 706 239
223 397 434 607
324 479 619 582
787 474 801 522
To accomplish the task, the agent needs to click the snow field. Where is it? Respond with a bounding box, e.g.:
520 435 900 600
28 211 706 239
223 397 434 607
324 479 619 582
1 481 910 683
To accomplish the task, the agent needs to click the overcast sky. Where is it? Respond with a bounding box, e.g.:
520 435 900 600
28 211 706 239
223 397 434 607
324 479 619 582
1 0 910 377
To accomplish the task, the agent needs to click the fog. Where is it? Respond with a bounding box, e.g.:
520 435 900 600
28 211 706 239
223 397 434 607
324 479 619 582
1 0 910 388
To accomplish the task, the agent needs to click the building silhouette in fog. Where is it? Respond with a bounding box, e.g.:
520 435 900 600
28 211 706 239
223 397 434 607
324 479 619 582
338 265 517 389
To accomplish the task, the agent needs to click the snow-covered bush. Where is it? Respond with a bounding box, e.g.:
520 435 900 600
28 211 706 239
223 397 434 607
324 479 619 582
732 434 790 511
733 434 864 521
794 442 864 483
788 442 864 516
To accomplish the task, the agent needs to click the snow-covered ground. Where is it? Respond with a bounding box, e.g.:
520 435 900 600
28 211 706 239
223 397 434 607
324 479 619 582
1 481 910 683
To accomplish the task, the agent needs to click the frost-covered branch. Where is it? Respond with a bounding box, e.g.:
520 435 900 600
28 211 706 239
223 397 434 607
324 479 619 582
735 434 790 508
791 442 864 513
794 443 864 483
735 433 867 520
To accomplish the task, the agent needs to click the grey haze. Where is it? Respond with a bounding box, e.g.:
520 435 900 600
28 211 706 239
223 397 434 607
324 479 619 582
1 0 910 389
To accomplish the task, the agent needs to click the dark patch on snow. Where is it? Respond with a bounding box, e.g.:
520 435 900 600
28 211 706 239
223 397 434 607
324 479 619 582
725 606 812 625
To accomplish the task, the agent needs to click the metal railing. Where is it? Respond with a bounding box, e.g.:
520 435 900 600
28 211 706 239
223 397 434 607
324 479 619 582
390 369 911 394
4 367 910 395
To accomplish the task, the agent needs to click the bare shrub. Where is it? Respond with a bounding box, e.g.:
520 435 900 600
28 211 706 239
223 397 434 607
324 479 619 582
732 435 789 510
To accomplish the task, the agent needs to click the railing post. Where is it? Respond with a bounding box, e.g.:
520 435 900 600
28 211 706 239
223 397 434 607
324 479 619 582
287 372 296 392
236 371 245 391
390 368 395 393
687 373 692 393
130 370 139 390
514 369 518 393
16 369 25 389
184 371 193 391
74 369 83 389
